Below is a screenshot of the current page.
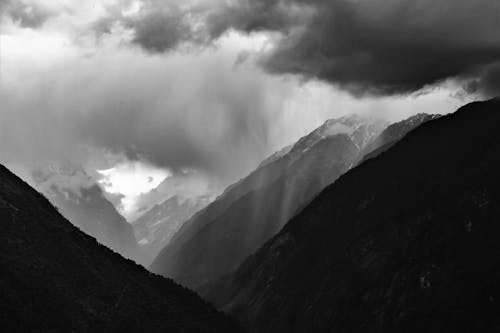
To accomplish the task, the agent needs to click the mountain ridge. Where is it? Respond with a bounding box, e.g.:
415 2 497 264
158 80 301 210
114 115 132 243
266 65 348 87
150 115 388 288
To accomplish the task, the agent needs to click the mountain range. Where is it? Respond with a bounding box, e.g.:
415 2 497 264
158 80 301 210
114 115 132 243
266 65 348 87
3 98 500 332
203 98 500 332
150 114 444 290
150 113 440 290
150 115 389 288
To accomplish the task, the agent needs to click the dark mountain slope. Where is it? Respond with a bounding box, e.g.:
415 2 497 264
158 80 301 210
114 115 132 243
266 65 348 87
151 116 387 289
204 98 500 332
0 164 241 332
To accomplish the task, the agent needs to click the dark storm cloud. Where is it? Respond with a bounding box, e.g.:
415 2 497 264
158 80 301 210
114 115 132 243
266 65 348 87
95 0 500 95
464 63 500 98
206 0 312 37
128 8 191 52
95 0 209 53
203 0 500 96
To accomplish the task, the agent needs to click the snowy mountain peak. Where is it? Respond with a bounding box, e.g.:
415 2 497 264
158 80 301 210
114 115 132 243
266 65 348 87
291 114 388 156
258 114 388 170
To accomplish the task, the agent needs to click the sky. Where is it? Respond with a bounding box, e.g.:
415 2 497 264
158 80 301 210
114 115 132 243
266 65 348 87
1 0 499 220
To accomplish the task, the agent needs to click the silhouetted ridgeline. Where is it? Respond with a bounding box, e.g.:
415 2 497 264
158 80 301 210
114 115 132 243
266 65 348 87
204 98 500 332
0 164 242 332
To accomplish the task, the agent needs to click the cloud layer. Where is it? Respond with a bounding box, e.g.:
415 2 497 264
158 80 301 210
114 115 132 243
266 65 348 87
0 0 474 217
101 0 500 96
6 0 499 96
1 39 291 182
215 0 500 96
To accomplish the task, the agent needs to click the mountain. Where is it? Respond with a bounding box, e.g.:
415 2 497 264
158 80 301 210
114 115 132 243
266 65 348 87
360 113 441 163
31 164 146 265
203 99 500 332
133 195 212 262
150 115 388 289
0 163 242 332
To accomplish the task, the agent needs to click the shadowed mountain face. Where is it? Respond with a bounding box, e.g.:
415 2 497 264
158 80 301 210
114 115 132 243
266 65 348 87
150 115 389 288
31 166 146 265
133 195 213 262
203 99 500 333
0 164 242 332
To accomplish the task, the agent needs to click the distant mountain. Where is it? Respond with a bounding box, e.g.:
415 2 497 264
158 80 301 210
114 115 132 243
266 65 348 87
203 99 500 332
31 165 146 265
150 115 388 289
133 195 213 262
0 163 242 332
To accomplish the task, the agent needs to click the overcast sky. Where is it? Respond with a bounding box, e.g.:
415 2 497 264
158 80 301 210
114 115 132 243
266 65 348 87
1 0 498 219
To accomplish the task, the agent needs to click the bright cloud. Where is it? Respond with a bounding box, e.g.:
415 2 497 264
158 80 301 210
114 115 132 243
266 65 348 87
98 161 169 218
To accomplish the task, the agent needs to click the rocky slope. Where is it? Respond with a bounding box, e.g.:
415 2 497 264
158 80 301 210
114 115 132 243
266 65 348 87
0 163 242 332
204 99 500 332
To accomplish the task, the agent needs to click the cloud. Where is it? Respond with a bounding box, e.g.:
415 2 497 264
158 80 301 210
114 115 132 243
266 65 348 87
5 0 499 97
0 30 309 186
0 0 469 218
130 168 218 219
463 63 500 98
206 0 313 37
202 0 500 96
1 0 62 29
93 0 213 53
110 0 500 96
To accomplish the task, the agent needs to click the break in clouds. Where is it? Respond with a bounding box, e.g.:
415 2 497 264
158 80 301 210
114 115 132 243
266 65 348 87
1 0 497 216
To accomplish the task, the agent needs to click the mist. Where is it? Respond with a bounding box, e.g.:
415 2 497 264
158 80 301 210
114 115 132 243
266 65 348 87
0 0 469 219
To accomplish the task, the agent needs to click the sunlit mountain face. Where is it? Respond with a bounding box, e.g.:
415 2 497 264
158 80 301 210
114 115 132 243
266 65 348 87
1 0 499 332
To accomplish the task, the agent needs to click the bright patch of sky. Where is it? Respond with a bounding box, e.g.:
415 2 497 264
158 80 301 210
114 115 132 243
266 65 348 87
98 161 169 218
